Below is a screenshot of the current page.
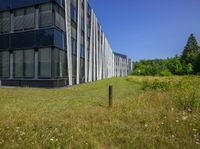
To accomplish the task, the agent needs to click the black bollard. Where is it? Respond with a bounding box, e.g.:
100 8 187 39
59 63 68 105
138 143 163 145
109 85 112 107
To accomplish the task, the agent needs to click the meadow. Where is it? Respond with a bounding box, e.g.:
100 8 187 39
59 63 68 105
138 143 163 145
0 76 200 149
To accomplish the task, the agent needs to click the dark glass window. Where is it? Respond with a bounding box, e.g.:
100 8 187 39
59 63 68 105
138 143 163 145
72 55 76 84
54 30 64 49
60 50 66 77
54 49 66 78
80 58 85 83
14 9 24 31
55 5 65 31
71 38 77 55
81 9 84 32
70 2 77 22
0 51 9 78
0 34 9 50
13 7 35 32
39 48 51 78
11 31 35 49
39 3 53 28
53 48 59 78
80 45 85 58
14 50 23 78
71 25 77 55
37 29 54 47
24 49 34 78
0 11 10 33
24 7 35 30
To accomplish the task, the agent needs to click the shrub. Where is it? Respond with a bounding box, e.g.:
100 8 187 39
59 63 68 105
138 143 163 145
159 69 173 76
175 91 200 111
142 80 170 91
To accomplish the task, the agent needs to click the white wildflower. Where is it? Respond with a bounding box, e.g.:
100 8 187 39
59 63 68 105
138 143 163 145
182 116 188 121
50 138 54 142
193 128 197 132
144 123 148 128
176 119 179 123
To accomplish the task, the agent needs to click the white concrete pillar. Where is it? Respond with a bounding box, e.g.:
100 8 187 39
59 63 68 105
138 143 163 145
76 0 81 84
84 0 88 83
64 0 72 85
88 10 94 82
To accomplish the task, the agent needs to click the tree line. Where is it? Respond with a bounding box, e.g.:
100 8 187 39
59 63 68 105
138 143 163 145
131 34 200 76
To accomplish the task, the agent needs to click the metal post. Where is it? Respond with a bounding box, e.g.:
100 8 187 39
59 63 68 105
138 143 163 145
109 85 112 107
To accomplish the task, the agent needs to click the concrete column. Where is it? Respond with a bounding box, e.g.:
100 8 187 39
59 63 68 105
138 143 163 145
93 16 96 81
9 52 13 79
76 0 81 84
84 0 88 83
64 0 72 85
88 10 94 82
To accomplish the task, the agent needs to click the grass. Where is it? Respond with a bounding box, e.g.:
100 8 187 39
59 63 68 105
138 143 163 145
0 76 200 148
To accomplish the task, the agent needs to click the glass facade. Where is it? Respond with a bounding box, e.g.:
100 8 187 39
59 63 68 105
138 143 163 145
24 49 34 78
39 48 52 78
39 3 53 28
14 50 23 78
0 0 122 87
0 51 9 78
0 11 10 33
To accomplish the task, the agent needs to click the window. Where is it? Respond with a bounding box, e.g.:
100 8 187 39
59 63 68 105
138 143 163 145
54 29 64 49
71 38 77 55
80 58 85 83
14 50 23 78
54 49 67 78
55 5 65 31
0 51 9 78
0 34 9 50
0 11 10 33
39 3 53 28
53 48 59 78
70 2 76 22
71 26 77 55
14 7 35 32
60 50 66 77
24 7 35 30
72 55 76 84
14 9 24 31
39 48 51 78
24 49 34 78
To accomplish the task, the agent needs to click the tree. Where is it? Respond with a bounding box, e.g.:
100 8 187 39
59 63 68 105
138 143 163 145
181 34 199 65
167 57 183 75
195 53 200 73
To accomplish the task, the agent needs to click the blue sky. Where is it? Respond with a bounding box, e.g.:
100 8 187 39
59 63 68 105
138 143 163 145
88 0 200 61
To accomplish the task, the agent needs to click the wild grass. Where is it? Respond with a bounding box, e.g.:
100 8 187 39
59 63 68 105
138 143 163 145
0 76 200 148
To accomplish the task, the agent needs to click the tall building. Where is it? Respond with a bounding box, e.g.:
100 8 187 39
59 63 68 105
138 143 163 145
0 0 131 87
113 52 128 77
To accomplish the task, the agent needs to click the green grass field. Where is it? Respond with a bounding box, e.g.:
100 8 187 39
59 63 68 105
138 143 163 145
0 76 200 149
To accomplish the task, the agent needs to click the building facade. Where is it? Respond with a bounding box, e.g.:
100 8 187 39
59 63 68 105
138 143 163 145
113 52 128 77
0 0 131 87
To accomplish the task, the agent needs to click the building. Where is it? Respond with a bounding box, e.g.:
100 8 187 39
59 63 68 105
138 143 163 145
113 52 128 77
0 0 131 88
127 58 134 74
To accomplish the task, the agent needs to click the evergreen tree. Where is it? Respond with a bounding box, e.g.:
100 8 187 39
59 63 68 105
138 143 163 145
181 34 199 73
182 34 199 62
